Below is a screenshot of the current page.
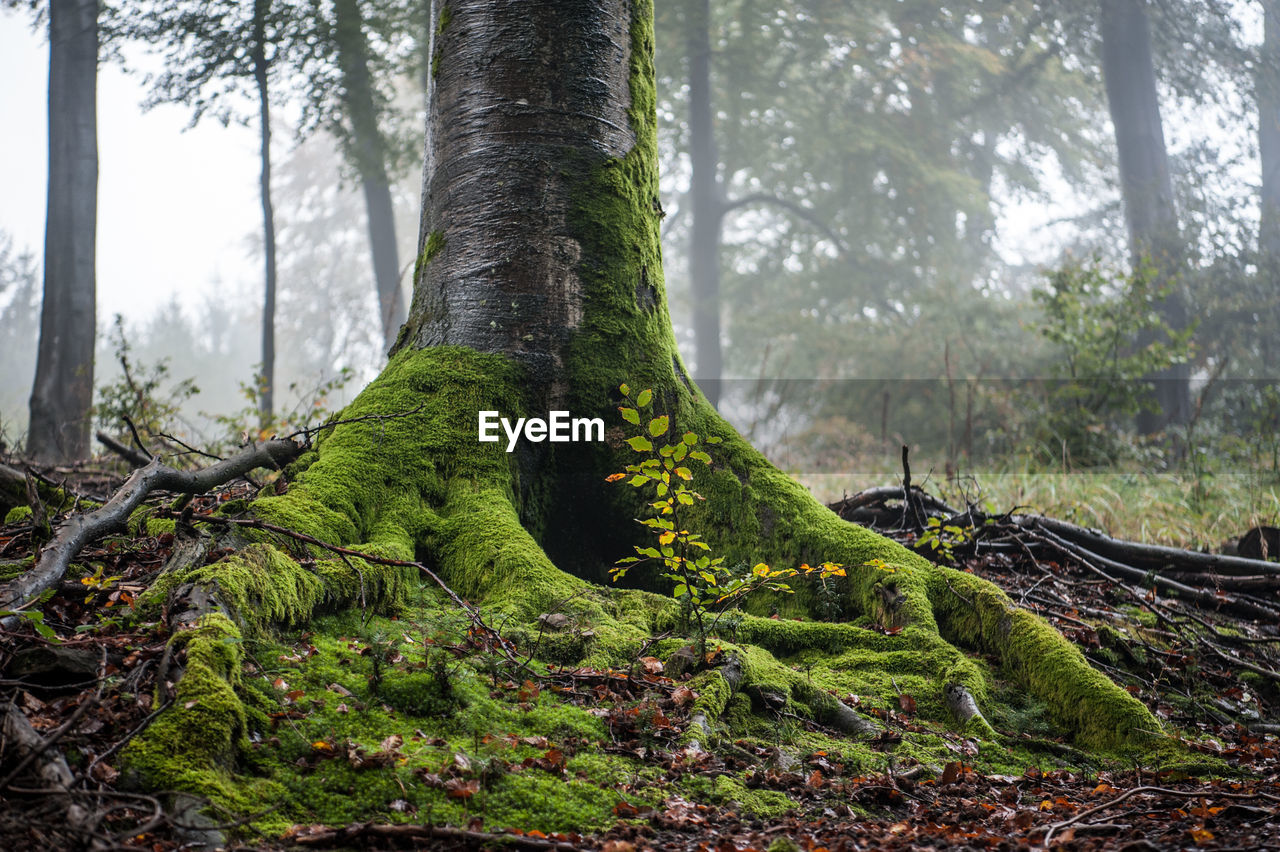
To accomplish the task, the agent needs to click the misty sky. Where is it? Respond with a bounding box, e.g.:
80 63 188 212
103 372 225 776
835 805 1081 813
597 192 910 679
0 13 260 325
0 7 1091 342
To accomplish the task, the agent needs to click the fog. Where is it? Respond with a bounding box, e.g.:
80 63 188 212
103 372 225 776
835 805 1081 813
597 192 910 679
2 1 1274 482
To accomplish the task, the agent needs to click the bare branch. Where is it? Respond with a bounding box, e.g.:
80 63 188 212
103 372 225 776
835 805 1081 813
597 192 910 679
0 438 303 625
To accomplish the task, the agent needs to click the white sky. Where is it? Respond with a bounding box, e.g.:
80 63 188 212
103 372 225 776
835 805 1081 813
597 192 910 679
0 12 260 323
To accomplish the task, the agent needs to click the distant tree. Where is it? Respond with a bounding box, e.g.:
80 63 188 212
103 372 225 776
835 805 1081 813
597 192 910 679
685 0 721 405
1260 1 1280 368
1099 0 1190 433
26 0 99 463
294 0 423 352
123 0 294 428
0 233 41 440
656 0 1105 411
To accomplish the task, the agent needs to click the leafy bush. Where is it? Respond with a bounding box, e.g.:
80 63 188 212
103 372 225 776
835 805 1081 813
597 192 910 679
94 314 200 449
1023 258 1194 468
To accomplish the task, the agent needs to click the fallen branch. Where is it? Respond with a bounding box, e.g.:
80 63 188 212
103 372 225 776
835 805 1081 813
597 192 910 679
1 703 75 791
95 431 151 467
1024 515 1280 579
0 651 104 790
0 438 302 627
1024 522 1279 622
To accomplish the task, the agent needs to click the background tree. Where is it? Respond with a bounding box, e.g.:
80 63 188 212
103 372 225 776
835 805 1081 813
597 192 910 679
296 0 423 351
655 2 1104 403
0 233 40 442
1260 1 1280 372
26 0 98 463
1100 0 1190 433
123 0 294 427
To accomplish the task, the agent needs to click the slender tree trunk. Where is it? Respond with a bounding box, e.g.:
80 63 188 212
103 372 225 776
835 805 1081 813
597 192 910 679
1099 0 1189 433
334 0 405 352
252 0 278 427
1260 1 1280 368
28 0 98 464
687 0 723 407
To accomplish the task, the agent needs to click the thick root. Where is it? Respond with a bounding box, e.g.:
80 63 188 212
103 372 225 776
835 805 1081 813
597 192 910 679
674 395 1163 751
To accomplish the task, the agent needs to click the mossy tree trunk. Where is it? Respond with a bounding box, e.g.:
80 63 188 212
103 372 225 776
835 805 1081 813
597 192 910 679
129 0 1165 824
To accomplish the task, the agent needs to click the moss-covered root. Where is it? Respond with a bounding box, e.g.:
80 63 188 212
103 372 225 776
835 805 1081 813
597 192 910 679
123 541 414 818
123 614 282 818
929 566 1160 749
683 645 879 749
675 397 1163 752
429 480 586 617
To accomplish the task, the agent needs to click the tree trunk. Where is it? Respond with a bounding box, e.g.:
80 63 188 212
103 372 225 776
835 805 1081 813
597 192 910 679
1260 1 1280 367
334 0 406 352
252 0 278 428
1099 0 1190 433
123 0 1164 824
686 0 723 407
27 0 97 464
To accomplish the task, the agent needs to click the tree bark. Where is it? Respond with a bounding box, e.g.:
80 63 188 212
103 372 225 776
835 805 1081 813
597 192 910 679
28 0 98 464
1260 1 1280 367
398 0 641 392
334 0 406 351
252 0 278 428
687 0 723 407
1099 0 1190 433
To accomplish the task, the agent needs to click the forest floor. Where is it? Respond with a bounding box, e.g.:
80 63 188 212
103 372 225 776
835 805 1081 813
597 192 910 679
0 460 1278 851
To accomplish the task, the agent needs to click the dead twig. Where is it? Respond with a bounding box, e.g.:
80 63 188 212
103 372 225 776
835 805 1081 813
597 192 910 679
1042 785 1280 846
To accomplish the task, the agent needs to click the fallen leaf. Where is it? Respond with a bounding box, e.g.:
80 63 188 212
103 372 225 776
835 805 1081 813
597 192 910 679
445 777 480 799
612 801 641 818
941 761 962 786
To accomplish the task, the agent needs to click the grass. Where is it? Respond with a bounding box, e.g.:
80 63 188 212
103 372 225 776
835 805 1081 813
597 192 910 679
796 464 1280 551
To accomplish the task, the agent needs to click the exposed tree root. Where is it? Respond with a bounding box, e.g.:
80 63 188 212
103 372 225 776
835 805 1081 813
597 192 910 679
831 489 1280 622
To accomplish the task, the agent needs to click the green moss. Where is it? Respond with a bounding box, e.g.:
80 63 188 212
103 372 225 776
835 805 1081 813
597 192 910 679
142 542 409 638
4 505 32 524
127 506 176 537
928 567 1160 751
691 773 794 820
122 613 286 817
0 558 31 582
414 230 446 292
429 7 451 79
